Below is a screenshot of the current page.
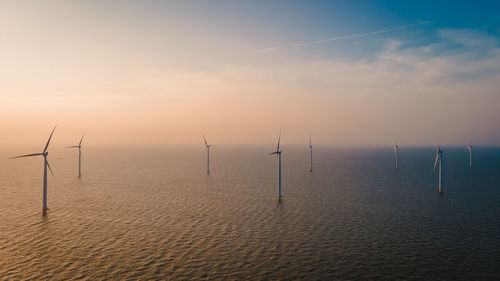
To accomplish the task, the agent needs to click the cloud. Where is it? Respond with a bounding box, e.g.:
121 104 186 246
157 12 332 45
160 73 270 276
164 32 500 144
3 23 499 145
438 28 497 47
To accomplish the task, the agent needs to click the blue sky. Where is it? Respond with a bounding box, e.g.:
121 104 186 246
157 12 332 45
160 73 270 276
1 1 499 145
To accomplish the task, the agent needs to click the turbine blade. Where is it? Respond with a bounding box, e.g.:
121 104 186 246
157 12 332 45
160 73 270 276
79 133 85 146
203 136 208 147
433 152 439 172
270 151 278 155
43 125 57 153
46 160 55 177
10 153 43 159
277 131 281 151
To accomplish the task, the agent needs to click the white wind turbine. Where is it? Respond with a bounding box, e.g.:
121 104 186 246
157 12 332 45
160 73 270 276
394 137 399 169
204 136 212 175
10 126 57 214
309 137 313 172
270 132 282 200
66 133 85 177
433 144 443 193
466 143 472 168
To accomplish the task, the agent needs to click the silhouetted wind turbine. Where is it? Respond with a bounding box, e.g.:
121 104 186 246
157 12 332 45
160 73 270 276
433 144 443 193
394 137 399 169
466 143 472 168
270 132 282 200
10 126 57 214
66 133 85 177
309 137 313 172
204 136 212 175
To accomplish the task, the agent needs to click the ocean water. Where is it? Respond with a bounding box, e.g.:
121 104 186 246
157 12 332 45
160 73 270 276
0 145 499 280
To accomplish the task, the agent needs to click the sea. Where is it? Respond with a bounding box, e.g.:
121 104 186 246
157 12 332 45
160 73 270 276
0 145 499 280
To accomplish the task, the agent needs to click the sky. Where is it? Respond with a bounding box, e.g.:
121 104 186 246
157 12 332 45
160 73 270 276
1 0 499 146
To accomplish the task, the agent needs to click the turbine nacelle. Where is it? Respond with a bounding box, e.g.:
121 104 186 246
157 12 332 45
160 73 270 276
66 133 85 177
203 136 212 175
433 146 443 173
10 125 56 162
270 131 283 200
270 132 282 156
9 126 57 213
203 136 211 148
270 131 282 156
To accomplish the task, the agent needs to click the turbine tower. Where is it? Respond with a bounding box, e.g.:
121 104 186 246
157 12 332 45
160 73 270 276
309 137 313 172
270 132 282 200
10 126 57 214
466 143 472 168
204 136 212 175
66 133 85 177
433 145 443 193
394 137 399 169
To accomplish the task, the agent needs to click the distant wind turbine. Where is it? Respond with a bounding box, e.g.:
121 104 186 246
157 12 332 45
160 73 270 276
309 137 313 172
66 133 85 177
204 136 212 175
270 132 283 200
466 143 472 168
394 137 399 169
433 145 443 193
10 126 57 214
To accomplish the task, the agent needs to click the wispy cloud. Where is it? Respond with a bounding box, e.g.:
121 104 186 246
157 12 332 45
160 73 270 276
185 32 500 144
438 28 497 47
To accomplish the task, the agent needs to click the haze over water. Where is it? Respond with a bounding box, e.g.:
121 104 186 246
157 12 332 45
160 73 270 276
1 145 499 280
1 1 500 280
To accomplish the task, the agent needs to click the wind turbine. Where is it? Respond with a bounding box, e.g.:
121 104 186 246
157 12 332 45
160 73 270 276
309 137 313 172
466 143 472 168
433 145 443 193
10 126 57 214
66 133 85 177
203 136 212 175
270 132 282 200
394 137 399 169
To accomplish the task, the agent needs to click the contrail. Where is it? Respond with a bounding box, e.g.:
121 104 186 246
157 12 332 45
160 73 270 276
292 24 416 47
256 22 424 52
255 46 281 53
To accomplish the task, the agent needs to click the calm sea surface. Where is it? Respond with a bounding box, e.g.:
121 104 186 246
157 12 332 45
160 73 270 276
1 145 499 280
